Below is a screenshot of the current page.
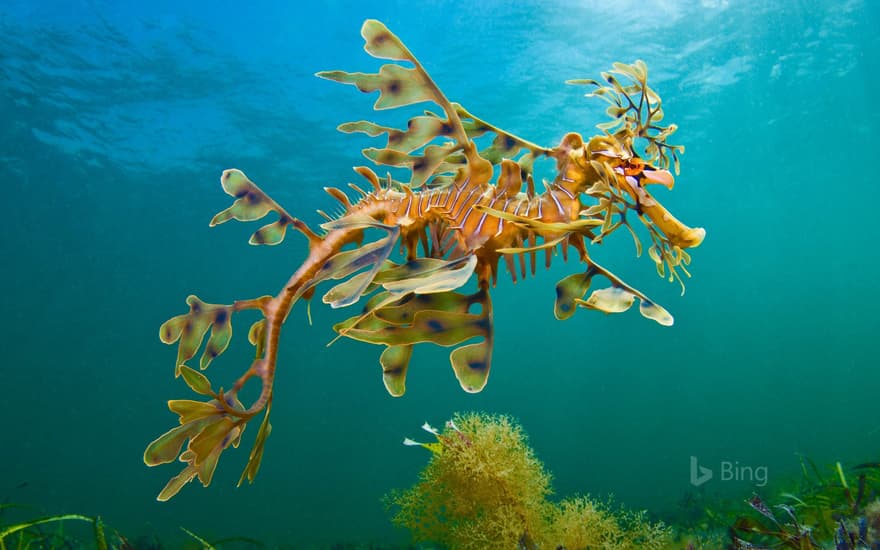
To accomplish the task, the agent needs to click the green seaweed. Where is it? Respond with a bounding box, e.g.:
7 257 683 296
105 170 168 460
0 506 267 549
728 459 880 549
0 512 107 550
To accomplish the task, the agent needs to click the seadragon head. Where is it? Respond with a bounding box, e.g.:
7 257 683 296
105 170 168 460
552 61 706 292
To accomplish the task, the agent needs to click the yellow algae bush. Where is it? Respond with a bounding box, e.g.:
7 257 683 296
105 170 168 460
386 412 670 549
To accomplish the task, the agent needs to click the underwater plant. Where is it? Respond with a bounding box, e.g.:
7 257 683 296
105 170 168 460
0 504 266 550
662 488 737 548
145 19 705 499
728 458 880 549
0 507 111 550
387 412 671 549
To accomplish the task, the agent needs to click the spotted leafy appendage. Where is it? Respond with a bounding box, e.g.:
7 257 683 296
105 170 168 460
212 169 319 246
159 295 232 375
332 255 493 393
149 290 275 500
319 20 544 192
144 393 247 501
336 289 494 394
317 20 468 190
323 21 550 190
553 258 673 327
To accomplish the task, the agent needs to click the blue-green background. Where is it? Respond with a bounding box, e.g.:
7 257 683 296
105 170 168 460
2 0 878 546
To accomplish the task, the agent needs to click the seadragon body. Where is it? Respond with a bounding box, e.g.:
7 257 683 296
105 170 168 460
144 20 705 500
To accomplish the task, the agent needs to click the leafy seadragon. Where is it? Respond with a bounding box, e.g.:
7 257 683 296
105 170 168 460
144 20 705 500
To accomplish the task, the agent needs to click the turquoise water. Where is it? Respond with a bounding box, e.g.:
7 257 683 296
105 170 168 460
2 0 879 547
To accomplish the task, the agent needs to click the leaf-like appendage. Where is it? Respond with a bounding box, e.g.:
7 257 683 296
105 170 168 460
189 417 238 485
340 116 450 154
338 120 388 137
200 311 232 370
380 293 471 328
554 269 597 321
321 20 508 196
318 64 434 110
352 293 488 347
580 286 636 313
329 255 478 346
639 299 674 326
361 19 411 61
335 287 493 396
144 421 206 467
210 169 300 247
157 464 198 502
147 390 250 500
613 60 648 83
248 319 266 357
159 296 232 375
556 260 673 326
380 345 412 397
168 400 223 424
449 289 493 393
322 271 375 307
363 142 459 188
479 133 522 165
450 342 492 393
178 365 213 396
377 255 476 295
341 309 485 347
315 226 401 309
238 402 272 486
249 218 289 245
588 286 667 323
315 241 385 281
211 170 274 225
373 258 453 284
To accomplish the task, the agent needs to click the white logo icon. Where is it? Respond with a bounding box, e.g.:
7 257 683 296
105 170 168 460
690 456 713 486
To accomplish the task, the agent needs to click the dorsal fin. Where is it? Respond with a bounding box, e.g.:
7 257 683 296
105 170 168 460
496 159 523 198
347 183 369 198
526 173 536 198
324 187 352 210
354 166 382 192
